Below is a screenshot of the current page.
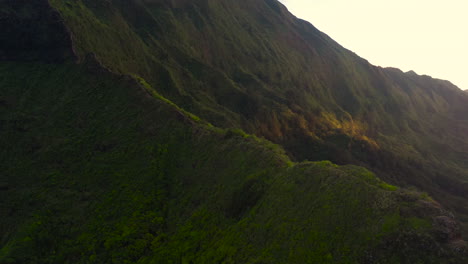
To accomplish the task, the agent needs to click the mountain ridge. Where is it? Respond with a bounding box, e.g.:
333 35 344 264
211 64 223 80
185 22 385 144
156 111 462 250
43 0 468 228
1 54 466 264
1 0 468 263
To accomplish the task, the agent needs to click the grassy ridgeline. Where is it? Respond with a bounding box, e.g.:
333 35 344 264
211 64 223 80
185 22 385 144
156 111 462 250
0 60 465 263
44 0 468 233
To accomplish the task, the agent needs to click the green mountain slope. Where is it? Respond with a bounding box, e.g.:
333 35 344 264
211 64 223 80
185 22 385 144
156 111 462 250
1 0 468 263
44 0 468 233
0 56 466 264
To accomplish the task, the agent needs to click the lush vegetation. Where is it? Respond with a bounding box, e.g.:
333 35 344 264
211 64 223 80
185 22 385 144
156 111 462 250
1 0 468 263
48 0 468 235
0 61 464 263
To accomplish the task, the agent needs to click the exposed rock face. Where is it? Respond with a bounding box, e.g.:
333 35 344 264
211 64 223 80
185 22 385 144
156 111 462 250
0 0 76 62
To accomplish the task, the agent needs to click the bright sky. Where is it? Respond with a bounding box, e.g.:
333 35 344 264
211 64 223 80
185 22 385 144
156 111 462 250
278 0 468 90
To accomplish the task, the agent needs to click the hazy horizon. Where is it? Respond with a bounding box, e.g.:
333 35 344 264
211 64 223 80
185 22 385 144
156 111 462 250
278 0 468 90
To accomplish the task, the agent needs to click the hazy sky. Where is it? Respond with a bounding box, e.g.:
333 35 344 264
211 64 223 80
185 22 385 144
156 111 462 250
278 0 468 90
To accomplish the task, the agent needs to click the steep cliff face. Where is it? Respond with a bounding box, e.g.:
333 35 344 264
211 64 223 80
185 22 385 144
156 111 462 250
45 0 468 232
1 0 468 263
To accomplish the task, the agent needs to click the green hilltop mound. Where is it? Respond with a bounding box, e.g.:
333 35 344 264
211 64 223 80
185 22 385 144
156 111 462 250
1 0 468 263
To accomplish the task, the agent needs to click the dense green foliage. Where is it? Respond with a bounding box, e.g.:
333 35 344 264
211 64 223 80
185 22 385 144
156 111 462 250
0 61 464 263
46 0 468 234
1 0 468 263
